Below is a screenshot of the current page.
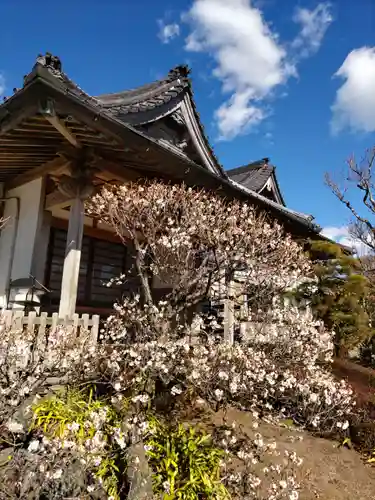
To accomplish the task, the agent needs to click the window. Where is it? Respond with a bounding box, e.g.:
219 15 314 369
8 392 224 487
45 228 128 308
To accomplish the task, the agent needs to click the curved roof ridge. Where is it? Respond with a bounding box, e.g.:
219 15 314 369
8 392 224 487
227 158 286 206
227 158 271 177
18 53 225 177
95 65 190 106
22 52 102 108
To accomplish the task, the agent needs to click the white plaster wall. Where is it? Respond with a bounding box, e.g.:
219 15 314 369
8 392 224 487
0 178 46 307
0 197 19 304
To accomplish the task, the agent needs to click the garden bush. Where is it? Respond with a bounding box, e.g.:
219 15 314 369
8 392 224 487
0 182 358 499
144 417 228 499
0 303 355 499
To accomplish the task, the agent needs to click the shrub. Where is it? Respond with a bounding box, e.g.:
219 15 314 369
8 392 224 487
0 321 94 437
294 240 373 356
144 417 229 499
0 182 358 498
29 387 127 499
94 304 353 434
0 308 354 499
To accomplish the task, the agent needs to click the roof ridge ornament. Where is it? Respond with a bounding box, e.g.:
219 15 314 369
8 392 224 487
167 65 191 81
261 157 270 169
23 52 63 87
35 52 62 72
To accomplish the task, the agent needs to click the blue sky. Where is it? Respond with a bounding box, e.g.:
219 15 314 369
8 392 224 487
0 0 374 246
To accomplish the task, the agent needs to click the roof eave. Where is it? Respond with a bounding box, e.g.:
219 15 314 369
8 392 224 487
1 74 319 236
0 77 45 134
229 178 320 233
94 73 225 178
180 92 225 177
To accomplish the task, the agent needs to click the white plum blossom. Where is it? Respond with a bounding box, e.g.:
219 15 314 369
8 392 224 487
6 420 24 433
0 182 357 500
132 394 150 404
342 420 349 430
88 181 312 344
28 439 40 452
171 385 183 395
52 469 63 479
214 388 224 400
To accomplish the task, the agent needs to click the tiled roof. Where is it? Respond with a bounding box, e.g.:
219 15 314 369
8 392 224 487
94 65 225 175
95 66 190 117
20 54 190 121
20 54 225 176
227 159 274 193
9 53 319 233
227 158 317 225
229 178 319 231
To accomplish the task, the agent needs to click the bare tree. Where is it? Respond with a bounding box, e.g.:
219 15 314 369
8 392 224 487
325 147 375 253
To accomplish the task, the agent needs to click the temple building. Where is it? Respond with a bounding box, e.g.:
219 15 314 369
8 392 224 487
0 53 321 318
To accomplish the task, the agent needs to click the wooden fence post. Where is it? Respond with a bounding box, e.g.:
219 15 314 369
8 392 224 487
0 311 101 348
13 310 23 330
3 310 12 329
91 315 100 344
51 312 58 333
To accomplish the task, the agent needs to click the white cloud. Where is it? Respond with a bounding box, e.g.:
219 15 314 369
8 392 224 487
157 20 180 44
184 0 294 139
184 0 332 140
321 226 371 256
291 3 333 58
321 226 348 240
264 131 274 144
215 90 267 140
331 47 375 134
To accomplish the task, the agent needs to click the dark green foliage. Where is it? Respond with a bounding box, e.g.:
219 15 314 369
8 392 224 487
359 336 375 367
295 240 373 356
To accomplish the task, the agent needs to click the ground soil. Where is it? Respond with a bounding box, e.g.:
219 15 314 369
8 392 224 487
206 407 375 500
333 358 375 413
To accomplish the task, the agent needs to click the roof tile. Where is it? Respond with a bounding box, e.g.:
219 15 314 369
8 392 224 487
227 160 274 193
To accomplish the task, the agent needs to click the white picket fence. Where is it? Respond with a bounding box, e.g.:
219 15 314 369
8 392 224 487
1 310 100 343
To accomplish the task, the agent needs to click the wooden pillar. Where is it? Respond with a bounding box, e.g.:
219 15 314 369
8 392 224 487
223 279 235 344
239 293 247 340
58 197 85 318
57 157 94 319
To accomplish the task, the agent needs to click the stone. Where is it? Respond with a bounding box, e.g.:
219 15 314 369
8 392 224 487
127 431 154 500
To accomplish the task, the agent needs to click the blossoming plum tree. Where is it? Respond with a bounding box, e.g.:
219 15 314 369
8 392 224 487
87 181 310 341
86 182 353 430
0 185 356 499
